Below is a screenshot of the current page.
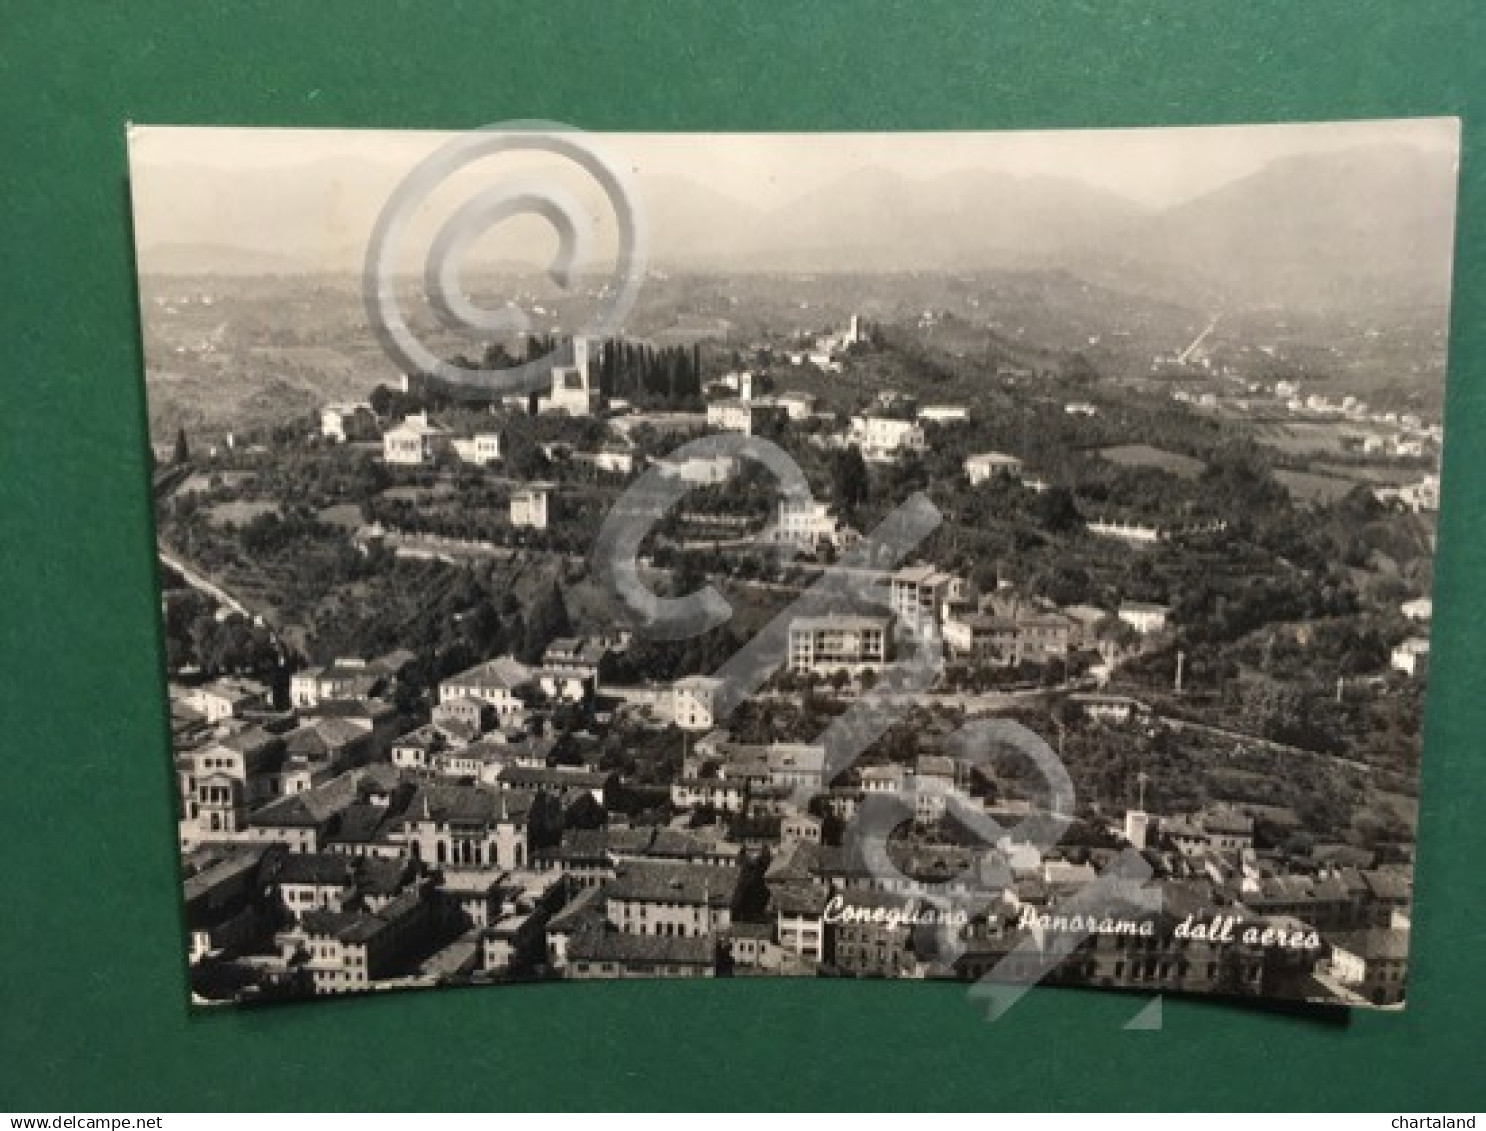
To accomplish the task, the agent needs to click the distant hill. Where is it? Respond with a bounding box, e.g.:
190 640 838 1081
1117 144 1459 310
137 243 310 276
134 141 1459 312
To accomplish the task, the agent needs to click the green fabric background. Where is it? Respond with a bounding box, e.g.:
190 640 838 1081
1 0 1482 1112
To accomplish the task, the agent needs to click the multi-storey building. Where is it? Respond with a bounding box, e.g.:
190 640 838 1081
605 862 738 939
847 415 926 463
672 675 724 731
890 564 961 627
439 657 533 723
788 614 891 675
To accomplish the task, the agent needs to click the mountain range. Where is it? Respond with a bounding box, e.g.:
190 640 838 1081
135 142 1458 311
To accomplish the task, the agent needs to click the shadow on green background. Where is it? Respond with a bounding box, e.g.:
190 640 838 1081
1 0 1481 1112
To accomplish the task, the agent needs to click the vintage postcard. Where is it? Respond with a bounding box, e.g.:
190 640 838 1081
128 120 1459 1010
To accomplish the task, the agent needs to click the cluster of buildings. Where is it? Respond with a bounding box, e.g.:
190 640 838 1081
783 314 870 372
1164 378 1442 517
170 557 1409 1009
188 328 1418 1009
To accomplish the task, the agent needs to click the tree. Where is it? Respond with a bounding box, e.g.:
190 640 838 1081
831 445 869 520
520 581 572 663
173 426 191 466
1034 486 1081 534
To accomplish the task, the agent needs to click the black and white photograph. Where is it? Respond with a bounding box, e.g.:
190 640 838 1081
128 120 1459 1010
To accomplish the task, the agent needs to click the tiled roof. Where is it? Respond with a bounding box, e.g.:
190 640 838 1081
1329 928 1411 961
403 783 523 826
251 764 398 828
606 862 738 907
443 656 533 691
1361 869 1410 902
773 882 831 917
547 885 607 934
274 852 356 887
498 765 606 791
567 928 714 966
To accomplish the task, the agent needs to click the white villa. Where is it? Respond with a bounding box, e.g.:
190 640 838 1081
383 412 450 465
848 415 926 463
510 484 553 530
964 452 1024 485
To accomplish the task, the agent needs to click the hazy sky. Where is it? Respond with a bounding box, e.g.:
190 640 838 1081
127 118 1459 274
131 118 1457 208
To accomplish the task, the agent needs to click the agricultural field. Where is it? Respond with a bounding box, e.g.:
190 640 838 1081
1273 468 1366 504
1097 443 1206 479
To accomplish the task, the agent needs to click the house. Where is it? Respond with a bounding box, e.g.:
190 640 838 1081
181 728 286 839
390 724 449 771
1061 604 1108 647
431 696 496 737
964 452 1023 486
289 654 408 708
788 614 891 675
858 764 906 794
432 739 518 785
280 886 434 995
539 637 606 701
451 432 502 466
320 402 376 443
670 777 747 813
240 764 404 855
181 842 284 961
1118 602 1171 635
1326 928 1410 1006
941 607 1071 666
767 743 827 791
770 497 857 551
909 754 958 823
726 921 780 970
382 412 450 465
1401 597 1432 622
497 765 606 807
940 611 1016 662
510 484 553 530
774 882 830 963
781 813 823 845
272 851 357 919
184 677 271 723
1201 808 1255 852
565 929 715 979
848 415 926 463
672 675 724 731
605 862 738 938
439 657 533 723
767 391 818 420
1391 637 1429 677
592 446 636 475
706 398 784 435
826 890 920 977
274 717 376 789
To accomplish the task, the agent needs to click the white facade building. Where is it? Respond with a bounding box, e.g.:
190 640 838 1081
510 485 553 530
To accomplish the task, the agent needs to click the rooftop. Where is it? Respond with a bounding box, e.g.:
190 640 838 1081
606 862 738 907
